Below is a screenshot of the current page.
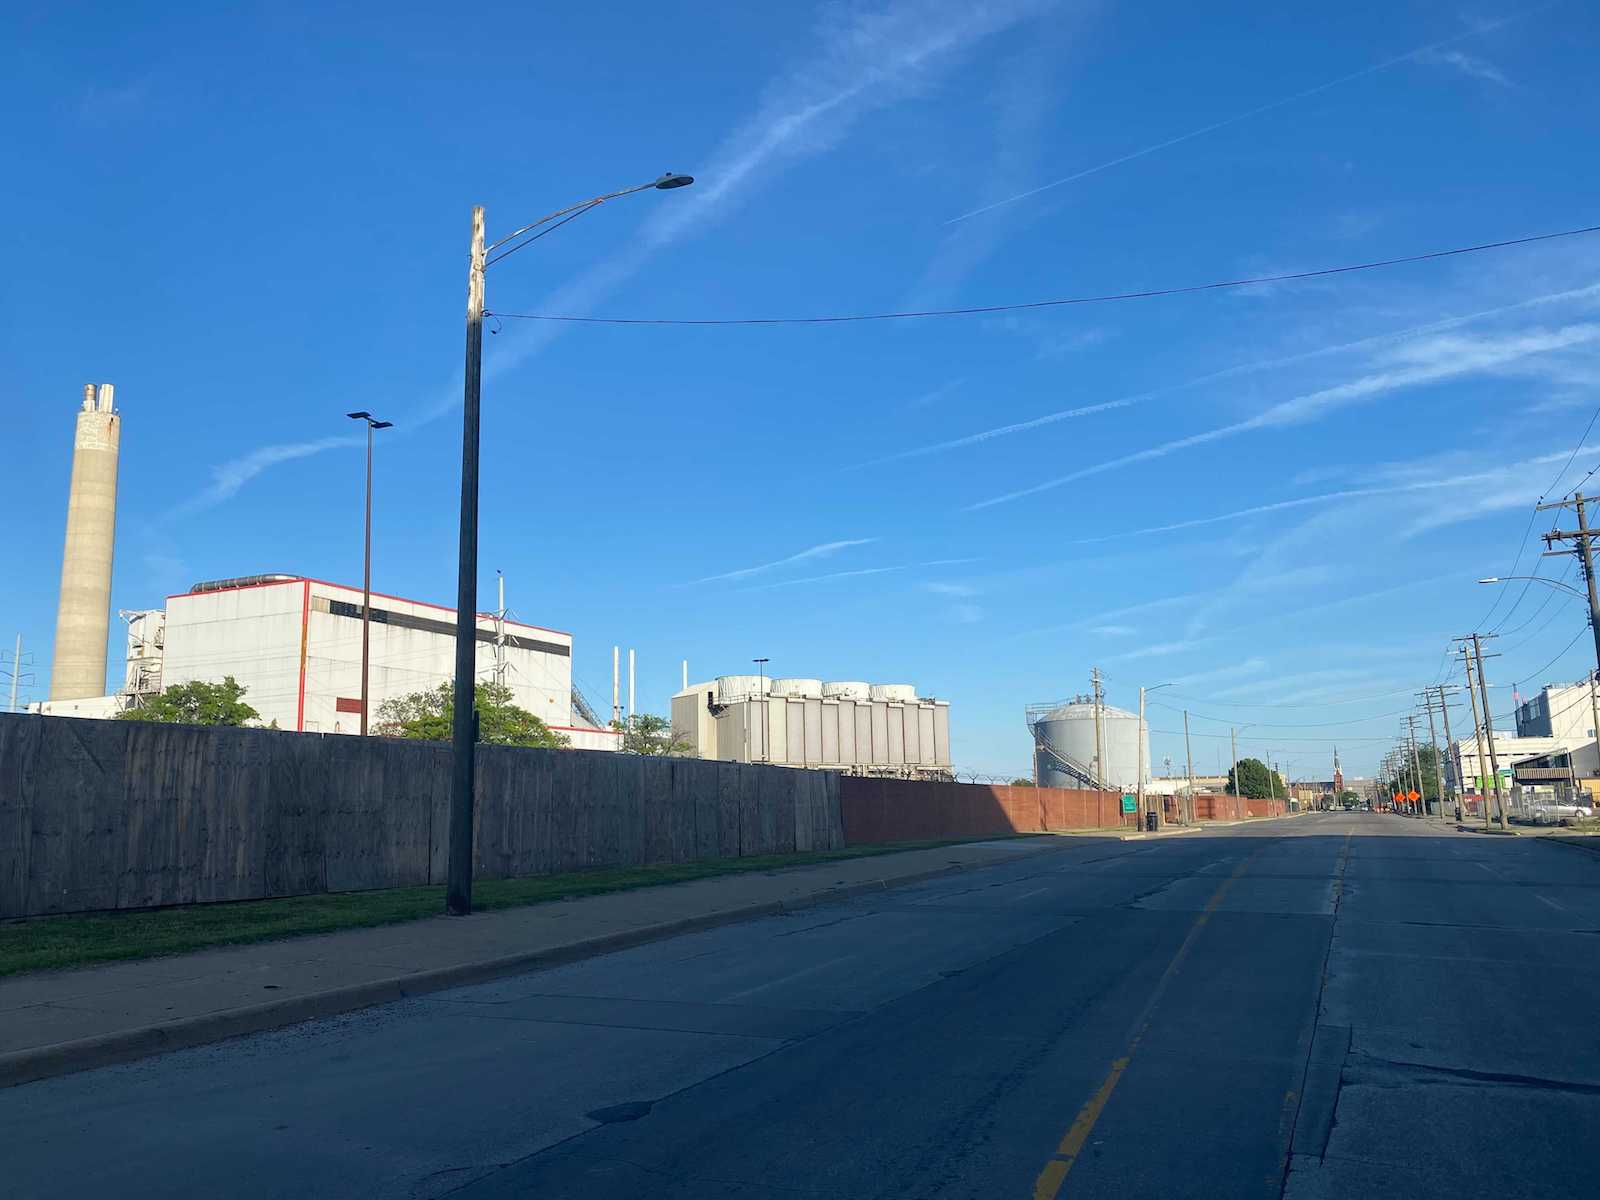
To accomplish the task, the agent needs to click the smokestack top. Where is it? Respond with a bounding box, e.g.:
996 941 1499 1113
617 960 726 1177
81 384 116 413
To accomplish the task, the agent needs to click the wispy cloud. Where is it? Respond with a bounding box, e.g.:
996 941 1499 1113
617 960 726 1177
1088 624 1135 636
741 556 978 592
1107 638 1217 661
170 436 362 517
904 379 967 410
924 581 979 597
1416 47 1510 86
863 283 1600 471
943 7 1543 224
178 1 1045 514
689 538 877 586
967 320 1600 510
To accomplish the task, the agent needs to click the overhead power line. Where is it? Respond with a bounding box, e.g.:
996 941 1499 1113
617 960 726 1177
490 223 1600 327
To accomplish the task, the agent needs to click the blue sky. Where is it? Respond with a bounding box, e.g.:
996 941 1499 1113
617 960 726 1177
5 1 1600 779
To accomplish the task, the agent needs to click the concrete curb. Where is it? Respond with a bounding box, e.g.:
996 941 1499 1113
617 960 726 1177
0 850 1048 1091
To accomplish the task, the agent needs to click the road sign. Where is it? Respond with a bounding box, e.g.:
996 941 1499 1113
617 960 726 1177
1407 790 1420 802
1121 794 1137 813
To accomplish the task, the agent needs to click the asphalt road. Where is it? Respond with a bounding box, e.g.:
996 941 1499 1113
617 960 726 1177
8 813 1598 1199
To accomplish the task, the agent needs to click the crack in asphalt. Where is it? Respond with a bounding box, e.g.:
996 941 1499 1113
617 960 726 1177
1345 1053 1600 1096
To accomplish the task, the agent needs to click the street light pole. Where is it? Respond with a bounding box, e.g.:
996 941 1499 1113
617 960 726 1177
753 657 769 763
445 175 694 917
346 412 392 737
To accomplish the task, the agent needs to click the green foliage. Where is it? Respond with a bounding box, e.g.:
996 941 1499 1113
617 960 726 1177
374 681 569 748
116 676 259 726
1010 778 1036 787
1226 757 1285 799
610 713 694 756
1337 789 1361 804
1377 744 1441 803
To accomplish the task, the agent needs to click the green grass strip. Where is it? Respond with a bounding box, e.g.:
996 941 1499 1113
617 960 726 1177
0 839 999 978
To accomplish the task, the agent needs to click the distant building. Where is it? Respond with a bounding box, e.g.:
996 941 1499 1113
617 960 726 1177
34 574 617 749
672 675 950 777
1514 678 1598 742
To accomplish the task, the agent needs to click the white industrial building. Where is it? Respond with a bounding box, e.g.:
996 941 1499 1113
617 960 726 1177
36 574 618 749
671 675 951 776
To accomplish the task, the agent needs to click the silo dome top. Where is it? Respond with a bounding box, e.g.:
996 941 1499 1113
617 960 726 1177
1041 700 1138 723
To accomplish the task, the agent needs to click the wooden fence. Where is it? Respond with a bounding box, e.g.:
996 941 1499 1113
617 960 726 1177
0 713 841 919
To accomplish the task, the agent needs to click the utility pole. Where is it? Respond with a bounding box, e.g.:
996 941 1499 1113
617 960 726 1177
1183 709 1195 825
1434 685 1460 820
492 571 508 689
446 205 486 917
4 634 29 713
1418 691 1447 822
1230 727 1242 818
1132 691 1145 832
1540 491 1600 793
1460 647 1492 830
1539 491 1600 672
1473 634 1509 832
1405 714 1425 818
1459 635 1508 831
1091 667 1105 790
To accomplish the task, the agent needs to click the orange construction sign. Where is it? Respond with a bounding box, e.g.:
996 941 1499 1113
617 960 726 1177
1393 793 1403 804
1407 790 1420 802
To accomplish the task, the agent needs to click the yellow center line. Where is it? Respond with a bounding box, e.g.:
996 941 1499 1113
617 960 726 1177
1031 841 1273 1198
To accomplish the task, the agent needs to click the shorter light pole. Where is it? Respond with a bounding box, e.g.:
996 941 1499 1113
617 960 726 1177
1139 683 1173 829
346 411 392 736
753 658 769 762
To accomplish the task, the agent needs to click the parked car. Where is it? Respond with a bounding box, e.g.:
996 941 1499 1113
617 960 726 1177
1530 803 1595 825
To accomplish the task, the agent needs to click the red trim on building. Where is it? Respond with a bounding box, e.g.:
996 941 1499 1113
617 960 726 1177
166 575 570 638
296 580 310 731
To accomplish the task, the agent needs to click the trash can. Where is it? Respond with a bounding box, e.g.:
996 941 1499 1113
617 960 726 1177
1145 811 1157 832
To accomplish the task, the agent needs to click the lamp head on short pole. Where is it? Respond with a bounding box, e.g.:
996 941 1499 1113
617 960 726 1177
654 172 694 189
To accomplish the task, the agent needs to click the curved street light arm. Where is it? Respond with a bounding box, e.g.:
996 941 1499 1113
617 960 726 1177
483 173 693 259
1476 575 1587 599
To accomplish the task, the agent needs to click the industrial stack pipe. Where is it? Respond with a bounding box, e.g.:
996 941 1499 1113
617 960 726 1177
50 384 120 700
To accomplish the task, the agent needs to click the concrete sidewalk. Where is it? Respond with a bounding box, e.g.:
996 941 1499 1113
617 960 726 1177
1 837 1069 1090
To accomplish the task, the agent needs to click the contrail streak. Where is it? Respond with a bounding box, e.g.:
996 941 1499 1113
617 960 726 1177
943 5 1554 225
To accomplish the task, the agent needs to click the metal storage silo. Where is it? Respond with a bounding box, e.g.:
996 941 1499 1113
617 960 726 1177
1030 699 1148 791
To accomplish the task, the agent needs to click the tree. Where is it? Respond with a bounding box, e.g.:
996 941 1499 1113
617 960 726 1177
117 676 260 726
374 681 569 748
1376 744 1441 805
610 713 694 756
1010 778 1036 787
1226 757 1285 799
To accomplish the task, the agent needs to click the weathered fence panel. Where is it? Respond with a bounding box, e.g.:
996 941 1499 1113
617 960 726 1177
0 713 846 919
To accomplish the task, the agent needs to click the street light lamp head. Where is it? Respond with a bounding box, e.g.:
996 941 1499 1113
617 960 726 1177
1477 577 1501 584
372 420 394 430
347 411 372 421
654 172 695 189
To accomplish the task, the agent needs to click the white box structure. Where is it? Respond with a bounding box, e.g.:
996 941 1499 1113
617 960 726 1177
99 575 617 748
671 675 950 777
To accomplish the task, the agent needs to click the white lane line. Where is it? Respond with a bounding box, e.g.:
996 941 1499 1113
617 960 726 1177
1535 894 1567 912
1009 886 1050 904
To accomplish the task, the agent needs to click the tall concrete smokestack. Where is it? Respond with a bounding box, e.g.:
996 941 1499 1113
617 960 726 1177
50 383 121 700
